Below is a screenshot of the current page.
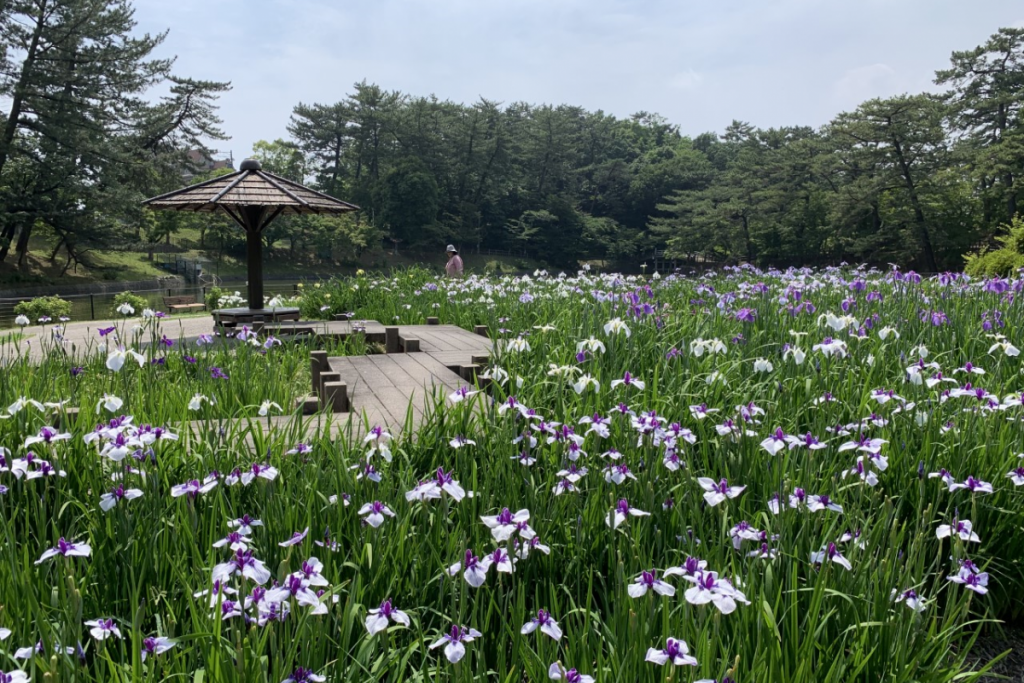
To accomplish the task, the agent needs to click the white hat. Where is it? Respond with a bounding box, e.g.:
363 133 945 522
446 244 457 253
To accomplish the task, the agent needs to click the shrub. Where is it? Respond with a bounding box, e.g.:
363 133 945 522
204 286 225 311
964 214 1024 277
111 291 149 316
13 295 72 321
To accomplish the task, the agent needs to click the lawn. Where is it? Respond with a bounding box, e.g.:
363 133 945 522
0 265 1021 682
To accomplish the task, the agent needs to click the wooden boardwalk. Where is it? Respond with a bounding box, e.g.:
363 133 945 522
316 324 492 432
187 322 493 444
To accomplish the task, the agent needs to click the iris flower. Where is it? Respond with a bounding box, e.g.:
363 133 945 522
548 662 595 683
683 571 749 614
106 347 145 372
212 550 272 584
258 401 282 417
697 478 745 506
480 508 532 542
279 528 310 547
891 589 926 612
947 567 989 594
610 371 645 390
96 394 124 414
521 609 562 640
936 518 980 543
949 476 994 494
141 636 175 661
645 637 698 666
405 468 467 502
99 485 143 512
606 498 650 528
365 598 411 636
36 538 91 564
282 667 326 682
429 625 482 663
85 618 121 641
603 318 631 337
628 570 675 597
358 501 396 528
810 543 852 571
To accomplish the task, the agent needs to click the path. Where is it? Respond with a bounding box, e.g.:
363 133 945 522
313 324 492 434
4 314 494 444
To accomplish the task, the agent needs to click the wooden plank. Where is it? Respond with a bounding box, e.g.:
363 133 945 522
347 359 408 425
407 327 459 352
369 354 434 389
402 353 465 390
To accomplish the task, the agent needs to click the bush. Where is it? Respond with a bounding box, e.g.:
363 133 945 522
13 295 72 321
964 214 1024 277
111 291 149 316
964 248 1024 278
204 286 225 311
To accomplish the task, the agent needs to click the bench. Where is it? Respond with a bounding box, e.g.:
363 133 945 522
163 295 206 314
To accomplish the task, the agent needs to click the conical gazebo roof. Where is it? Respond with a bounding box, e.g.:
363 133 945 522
143 158 359 217
142 158 360 315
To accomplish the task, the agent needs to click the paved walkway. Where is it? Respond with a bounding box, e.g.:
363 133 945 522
0 315 218 363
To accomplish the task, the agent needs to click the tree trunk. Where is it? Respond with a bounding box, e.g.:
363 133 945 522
0 0 48 180
0 223 17 262
15 222 34 265
890 136 938 271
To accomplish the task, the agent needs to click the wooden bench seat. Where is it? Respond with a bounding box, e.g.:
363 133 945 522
163 295 206 314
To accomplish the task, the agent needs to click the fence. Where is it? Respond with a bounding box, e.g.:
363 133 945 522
0 282 302 330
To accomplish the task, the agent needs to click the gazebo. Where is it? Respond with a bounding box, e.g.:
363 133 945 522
142 158 359 324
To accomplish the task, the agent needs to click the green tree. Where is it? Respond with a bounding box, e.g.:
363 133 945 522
936 27 1024 227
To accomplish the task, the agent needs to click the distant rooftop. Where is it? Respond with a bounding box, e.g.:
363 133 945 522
184 149 234 180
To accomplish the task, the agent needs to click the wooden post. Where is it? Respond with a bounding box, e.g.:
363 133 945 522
427 317 440 326
401 337 420 353
245 227 264 310
319 371 341 401
310 351 328 396
385 326 400 354
323 381 348 412
460 364 480 382
474 325 488 337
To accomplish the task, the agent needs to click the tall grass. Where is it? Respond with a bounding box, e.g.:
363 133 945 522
0 265 1020 682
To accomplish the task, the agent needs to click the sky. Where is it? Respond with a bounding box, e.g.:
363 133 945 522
133 0 1024 162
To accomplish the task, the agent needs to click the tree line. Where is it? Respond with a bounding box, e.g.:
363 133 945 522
278 27 1023 270
1 4 1021 274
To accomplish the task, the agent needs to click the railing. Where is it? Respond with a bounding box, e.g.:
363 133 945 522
0 282 302 329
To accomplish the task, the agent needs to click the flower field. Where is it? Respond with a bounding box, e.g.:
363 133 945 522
1 265 1023 682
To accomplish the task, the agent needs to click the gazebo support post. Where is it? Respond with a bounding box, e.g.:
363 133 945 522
246 229 264 309
241 206 266 310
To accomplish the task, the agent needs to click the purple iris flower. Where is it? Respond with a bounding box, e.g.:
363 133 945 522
628 570 674 597
521 609 562 640
282 667 326 682
36 537 91 564
365 598 411 636
141 636 175 661
429 625 482 663
645 637 698 666
279 527 309 547
548 663 595 682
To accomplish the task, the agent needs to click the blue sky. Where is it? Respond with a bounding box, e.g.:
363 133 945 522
134 0 1024 162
